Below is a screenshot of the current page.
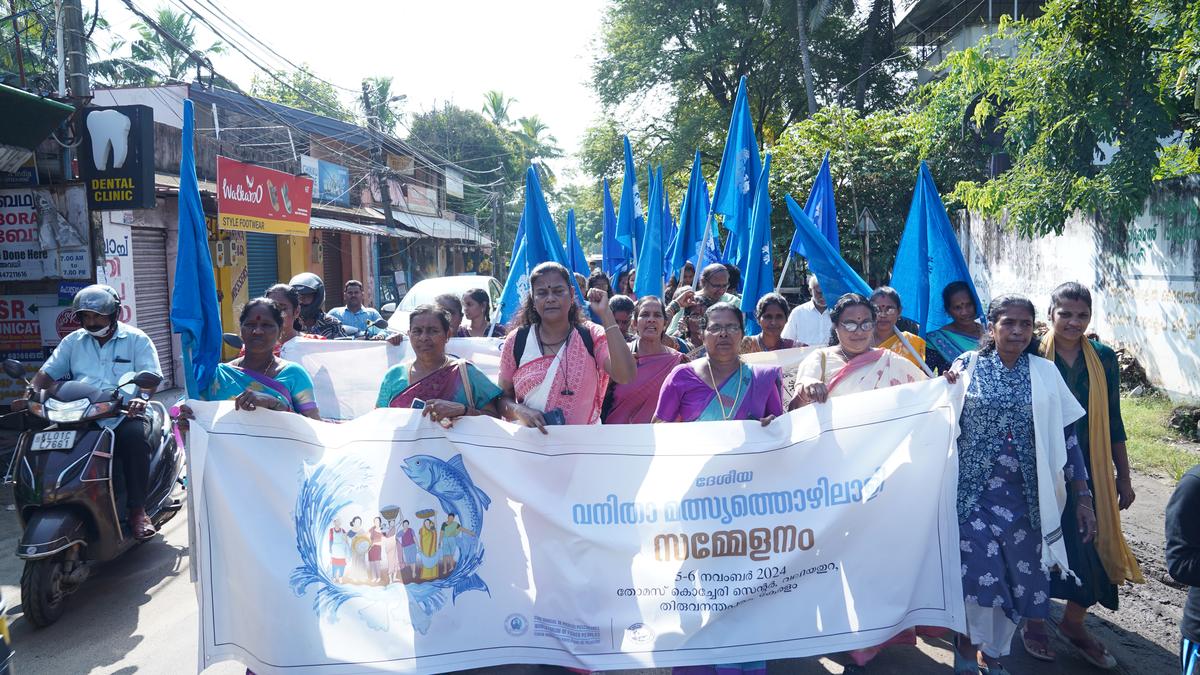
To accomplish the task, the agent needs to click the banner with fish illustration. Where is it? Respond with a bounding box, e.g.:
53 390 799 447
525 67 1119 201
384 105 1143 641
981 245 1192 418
280 336 504 420
187 377 965 674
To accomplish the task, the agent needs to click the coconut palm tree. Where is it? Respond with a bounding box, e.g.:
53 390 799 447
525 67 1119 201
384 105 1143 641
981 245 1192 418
514 115 563 187
129 7 224 83
482 90 517 128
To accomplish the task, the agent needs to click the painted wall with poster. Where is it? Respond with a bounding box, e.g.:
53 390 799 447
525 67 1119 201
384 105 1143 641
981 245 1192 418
0 186 90 281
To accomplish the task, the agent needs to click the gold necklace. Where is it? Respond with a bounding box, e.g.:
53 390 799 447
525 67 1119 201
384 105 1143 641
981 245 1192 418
706 359 744 420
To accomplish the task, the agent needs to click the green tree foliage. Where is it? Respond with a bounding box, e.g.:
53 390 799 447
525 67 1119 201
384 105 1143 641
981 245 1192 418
249 67 353 121
361 76 403 134
407 102 524 260
128 7 224 83
588 0 912 187
922 0 1198 238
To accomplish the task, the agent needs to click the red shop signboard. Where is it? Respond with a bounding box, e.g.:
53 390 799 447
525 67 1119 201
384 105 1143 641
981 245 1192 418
216 156 313 236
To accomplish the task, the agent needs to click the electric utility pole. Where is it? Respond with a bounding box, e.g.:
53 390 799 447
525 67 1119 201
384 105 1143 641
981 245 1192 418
361 82 396 229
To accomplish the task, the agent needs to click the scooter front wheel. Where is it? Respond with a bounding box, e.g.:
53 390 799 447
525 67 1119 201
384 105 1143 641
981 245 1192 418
20 556 67 627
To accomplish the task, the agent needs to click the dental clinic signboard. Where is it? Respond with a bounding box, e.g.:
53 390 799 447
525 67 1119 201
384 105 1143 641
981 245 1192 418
217 156 313 236
78 105 156 210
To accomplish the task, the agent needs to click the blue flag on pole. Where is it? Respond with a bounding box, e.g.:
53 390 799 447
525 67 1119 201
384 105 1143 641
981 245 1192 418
670 151 711 273
789 151 839 256
497 167 581 323
634 164 665 299
784 194 871 301
740 154 773 336
564 209 590 278
711 76 761 277
658 166 676 281
889 161 984 337
170 100 222 398
615 137 644 257
600 178 628 276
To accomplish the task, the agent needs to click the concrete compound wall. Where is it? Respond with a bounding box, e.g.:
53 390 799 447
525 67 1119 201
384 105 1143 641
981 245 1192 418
960 176 1200 401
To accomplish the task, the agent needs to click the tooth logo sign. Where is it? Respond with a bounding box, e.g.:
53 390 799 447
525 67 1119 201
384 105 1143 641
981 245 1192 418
87 109 132 171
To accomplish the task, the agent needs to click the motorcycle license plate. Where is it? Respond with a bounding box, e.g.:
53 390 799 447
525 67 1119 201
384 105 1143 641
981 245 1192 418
31 430 76 451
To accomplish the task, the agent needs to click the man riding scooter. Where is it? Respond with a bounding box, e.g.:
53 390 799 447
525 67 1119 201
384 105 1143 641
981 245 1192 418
20 284 161 540
289 273 349 339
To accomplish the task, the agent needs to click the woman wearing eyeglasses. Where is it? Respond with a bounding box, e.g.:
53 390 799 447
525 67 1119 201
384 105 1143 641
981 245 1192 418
790 293 927 408
871 286 927 369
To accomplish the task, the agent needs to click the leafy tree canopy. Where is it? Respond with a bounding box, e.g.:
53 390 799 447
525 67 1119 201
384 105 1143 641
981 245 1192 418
250 66 354 122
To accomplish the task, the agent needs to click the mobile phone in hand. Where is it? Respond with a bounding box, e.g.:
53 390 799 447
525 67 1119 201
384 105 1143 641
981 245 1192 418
411 399 426 410
542 408 566 426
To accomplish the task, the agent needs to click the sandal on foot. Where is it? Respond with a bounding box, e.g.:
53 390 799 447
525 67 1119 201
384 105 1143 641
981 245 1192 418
1019 621 1056 662
130 508 156 540
1059 628 1117 669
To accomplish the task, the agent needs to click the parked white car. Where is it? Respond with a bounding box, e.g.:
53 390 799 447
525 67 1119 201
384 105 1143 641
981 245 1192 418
385 274 502 333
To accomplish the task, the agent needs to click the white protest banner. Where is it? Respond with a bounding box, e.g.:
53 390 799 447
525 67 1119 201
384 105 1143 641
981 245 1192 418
189 378 965 674
280 336 503 419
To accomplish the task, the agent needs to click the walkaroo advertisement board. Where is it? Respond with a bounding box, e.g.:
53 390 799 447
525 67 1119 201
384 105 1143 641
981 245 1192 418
216 156 313 236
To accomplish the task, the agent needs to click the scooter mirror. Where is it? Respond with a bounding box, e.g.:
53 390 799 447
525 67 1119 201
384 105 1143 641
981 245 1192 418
131 371 163 390
2 359 24 380
222 333 244 350
380 303 397 314
371 319 390 329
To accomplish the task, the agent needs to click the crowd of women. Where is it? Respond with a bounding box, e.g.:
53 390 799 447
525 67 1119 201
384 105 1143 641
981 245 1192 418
186 258 1147 675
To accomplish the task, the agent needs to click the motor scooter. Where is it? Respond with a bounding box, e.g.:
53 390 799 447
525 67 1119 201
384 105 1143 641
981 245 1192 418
1 359 184 627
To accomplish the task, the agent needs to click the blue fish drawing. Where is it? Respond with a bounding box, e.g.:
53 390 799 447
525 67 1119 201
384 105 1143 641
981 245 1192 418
402 454 492 603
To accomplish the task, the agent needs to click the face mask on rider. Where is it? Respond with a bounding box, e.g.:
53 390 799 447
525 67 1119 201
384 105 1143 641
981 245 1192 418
85 325 113 338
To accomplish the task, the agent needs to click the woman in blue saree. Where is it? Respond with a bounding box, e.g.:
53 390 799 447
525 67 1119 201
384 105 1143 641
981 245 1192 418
182 297 321 419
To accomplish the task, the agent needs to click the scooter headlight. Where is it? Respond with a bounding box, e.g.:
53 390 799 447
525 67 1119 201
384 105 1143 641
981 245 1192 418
44 398 89 423
84 401 117 419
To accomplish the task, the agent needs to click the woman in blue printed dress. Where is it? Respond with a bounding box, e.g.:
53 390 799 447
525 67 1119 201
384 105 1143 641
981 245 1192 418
947 295 1097 675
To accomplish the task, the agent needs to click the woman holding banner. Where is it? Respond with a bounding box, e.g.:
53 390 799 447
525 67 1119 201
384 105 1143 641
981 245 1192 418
950 295 1095 675
870 287 927 369
1018 283 1139 668
375 305 501 426
926 281 984 373
654 302 782 675
498 262 636 432
603 296 687 424
790 294 926 409
181 297 321 419
739 293 795 354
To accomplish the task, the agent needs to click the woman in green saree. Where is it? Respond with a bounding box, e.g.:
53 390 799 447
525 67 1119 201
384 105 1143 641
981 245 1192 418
376 304 501 427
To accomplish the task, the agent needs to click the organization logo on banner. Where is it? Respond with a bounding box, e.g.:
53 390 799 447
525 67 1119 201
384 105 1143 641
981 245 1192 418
216 156 313 236
78 106 156 210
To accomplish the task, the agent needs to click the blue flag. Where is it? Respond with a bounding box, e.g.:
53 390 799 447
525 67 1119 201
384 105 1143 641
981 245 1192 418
600 178 628 276
784 194 871 301
658 166 677 281
497 167 581 323
170 100 222 397
564 209 590 278
740 155 774 335
615 137 645 257
634 163 665 299
670 151 712 273
711 76 761 277
889 161 984 336
789 151 839 256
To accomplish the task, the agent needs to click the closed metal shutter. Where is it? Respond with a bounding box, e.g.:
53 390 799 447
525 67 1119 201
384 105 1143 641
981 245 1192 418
322 231 344 309
131 227 175 389
245 232 279 299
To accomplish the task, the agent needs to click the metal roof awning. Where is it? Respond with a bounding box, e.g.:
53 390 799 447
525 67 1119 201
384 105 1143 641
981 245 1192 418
0 83 75 172
370 208 493 246
310 216 418 239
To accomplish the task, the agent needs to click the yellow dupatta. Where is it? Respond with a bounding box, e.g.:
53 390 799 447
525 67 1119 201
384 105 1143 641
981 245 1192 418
1040 334 1144 585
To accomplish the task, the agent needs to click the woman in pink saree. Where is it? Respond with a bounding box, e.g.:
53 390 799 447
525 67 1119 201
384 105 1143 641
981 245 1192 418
498 262 636 432
603 296 687 424
791 293 927 409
